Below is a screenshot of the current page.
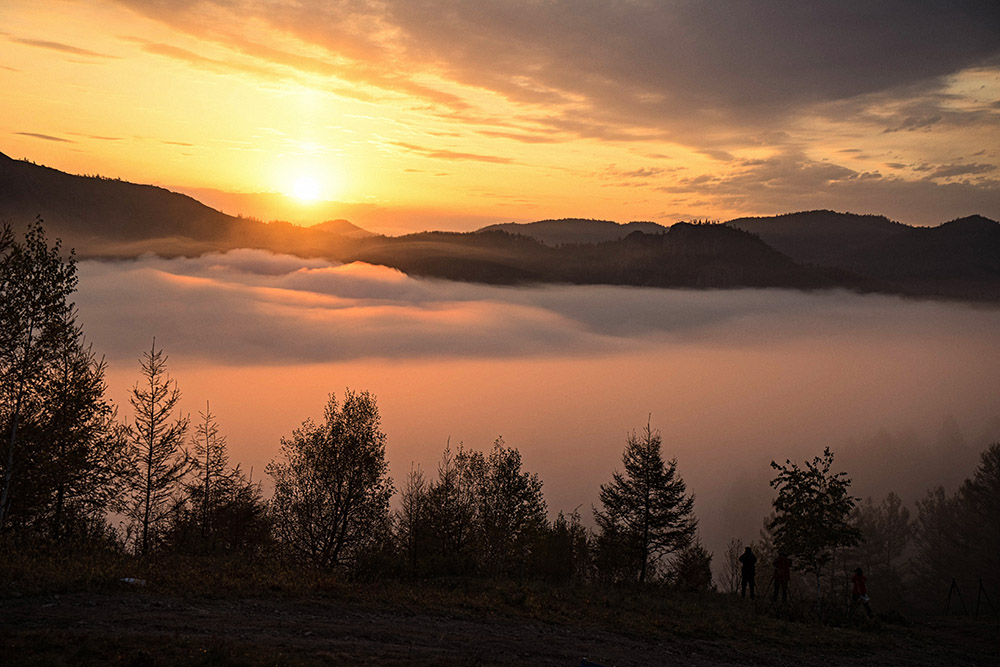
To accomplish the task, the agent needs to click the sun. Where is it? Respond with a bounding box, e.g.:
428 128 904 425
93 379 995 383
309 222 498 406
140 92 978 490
291 175 322 202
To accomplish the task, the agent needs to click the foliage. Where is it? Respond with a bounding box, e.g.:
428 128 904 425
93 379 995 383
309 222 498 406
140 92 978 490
768 447 860 614
395 463 428 573
267 389 394 569
847 491 912 609
118 341 191 555
671 536 714 592
169 403 271 553
532 509 591 583
593 421 696 585
475 437 548 576
0 219 79 531
913 442 1000 613
419 442 480 574
394 438 547 578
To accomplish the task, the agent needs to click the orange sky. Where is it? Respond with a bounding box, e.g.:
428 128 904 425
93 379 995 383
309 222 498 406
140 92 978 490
2 0 999 232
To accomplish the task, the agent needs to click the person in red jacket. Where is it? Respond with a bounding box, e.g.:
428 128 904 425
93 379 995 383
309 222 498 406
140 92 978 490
772 553 791 603
739 546 758 599
851 567 874 619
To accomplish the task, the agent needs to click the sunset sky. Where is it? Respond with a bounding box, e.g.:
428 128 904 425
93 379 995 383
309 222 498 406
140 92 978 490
3 0 999 233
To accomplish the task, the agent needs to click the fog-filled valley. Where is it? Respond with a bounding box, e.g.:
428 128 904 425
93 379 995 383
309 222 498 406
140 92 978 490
75 251 1000 564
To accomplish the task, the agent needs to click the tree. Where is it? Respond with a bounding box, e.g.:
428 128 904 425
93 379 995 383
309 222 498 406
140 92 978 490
671 536 714 592
395 464 428 573
533 509 590 583
594 421 697 585
421 441 480 574
475 437 547 576
188 402 229 539
848 492 912 608
954 442 999 605
170 402 269 553
119 341 190 556
914 443 1000 611
400 438 548 578
34 319 121 540
0 219 78 531
768 447 860 615
267 390 394 569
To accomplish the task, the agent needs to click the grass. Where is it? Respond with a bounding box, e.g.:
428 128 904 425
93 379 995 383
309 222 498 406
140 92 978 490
2 543 997 666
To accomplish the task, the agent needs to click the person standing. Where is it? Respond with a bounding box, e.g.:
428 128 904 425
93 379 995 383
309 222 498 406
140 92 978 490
772 552 791 603
851 567 874 619
739 546 758 599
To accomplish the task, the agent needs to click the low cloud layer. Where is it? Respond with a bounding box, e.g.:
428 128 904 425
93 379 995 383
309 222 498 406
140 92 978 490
77 250 1000 366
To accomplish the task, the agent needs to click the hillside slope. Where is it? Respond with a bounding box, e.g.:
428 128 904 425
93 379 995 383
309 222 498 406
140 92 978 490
480 218 668 246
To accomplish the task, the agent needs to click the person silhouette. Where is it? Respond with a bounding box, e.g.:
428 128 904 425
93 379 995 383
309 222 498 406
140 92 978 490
851 567 874 619
739 546 757 599
772 552 791 603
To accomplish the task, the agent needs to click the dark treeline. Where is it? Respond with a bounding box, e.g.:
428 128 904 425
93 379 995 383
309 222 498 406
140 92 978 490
1 220 997 623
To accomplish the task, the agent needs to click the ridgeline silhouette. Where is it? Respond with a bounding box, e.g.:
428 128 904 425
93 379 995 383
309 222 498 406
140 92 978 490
2 151 998 300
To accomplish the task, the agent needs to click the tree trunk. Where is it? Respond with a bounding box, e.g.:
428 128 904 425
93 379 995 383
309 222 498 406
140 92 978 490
0 381 27 531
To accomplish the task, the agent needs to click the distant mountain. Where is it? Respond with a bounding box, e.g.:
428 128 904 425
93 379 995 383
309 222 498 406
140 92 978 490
311 219 375 238
849 215 1000 299
727 209 1000 299
2 152 997 300
340 223 846 289
479 219 668 246
726 210 908 267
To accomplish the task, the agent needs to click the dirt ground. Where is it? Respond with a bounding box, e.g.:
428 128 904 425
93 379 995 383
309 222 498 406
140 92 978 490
1 591 997 666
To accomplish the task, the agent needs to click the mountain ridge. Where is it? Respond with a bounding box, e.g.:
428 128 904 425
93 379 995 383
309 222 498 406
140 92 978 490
1 151 997 300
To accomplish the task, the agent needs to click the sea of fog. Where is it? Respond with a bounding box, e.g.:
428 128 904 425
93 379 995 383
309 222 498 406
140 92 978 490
75 250 1000 564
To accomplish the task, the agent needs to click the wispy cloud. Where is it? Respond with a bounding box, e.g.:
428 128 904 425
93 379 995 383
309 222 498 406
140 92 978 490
8 36 114 59
390 141 513 164
14 132 76 143
927 163 997 180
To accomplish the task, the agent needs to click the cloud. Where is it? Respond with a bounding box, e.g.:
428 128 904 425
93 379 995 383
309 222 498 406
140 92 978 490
653 151 1000 224
14 132 76 143
111 0 1000 139
8 36 114 59
75 249 1000 366
389 141 513 164
883 114 942 133
927 162 997 180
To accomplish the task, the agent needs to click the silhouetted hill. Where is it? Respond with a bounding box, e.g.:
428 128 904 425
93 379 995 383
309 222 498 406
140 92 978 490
0 152 368 258
479 218 668 246
0 151 244 248
2 152 998 299
849 215 1000 299
726 210 908 267
345 224 844 289
310 219 375 238
726 210 1000 299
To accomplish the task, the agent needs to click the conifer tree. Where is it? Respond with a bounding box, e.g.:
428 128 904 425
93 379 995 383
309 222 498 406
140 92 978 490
170 402 268 552
120 341 190 555
189 401 228 539
594 421 696 585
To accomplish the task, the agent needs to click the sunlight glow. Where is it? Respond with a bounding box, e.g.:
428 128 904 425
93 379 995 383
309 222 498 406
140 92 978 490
292 176 322 202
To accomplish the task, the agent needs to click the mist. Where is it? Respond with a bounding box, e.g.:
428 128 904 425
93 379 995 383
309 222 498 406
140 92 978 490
75 250 1000 562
